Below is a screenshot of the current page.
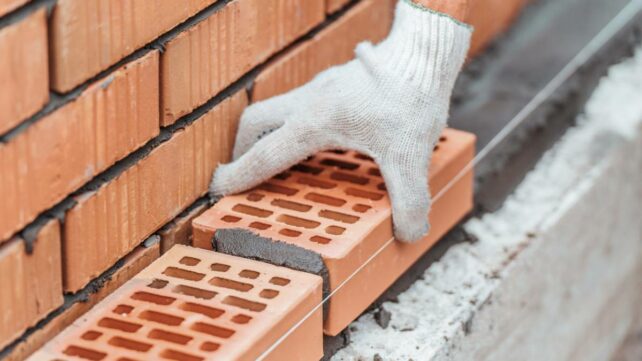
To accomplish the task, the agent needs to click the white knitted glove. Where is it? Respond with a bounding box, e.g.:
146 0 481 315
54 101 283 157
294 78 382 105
211 0 472 242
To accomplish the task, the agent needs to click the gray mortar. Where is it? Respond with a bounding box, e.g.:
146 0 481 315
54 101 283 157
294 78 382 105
213 228 331 315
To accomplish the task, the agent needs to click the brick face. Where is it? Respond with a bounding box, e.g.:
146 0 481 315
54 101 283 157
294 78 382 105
0 8 48 134
326 0 351 14
62 91 246 292
467 0 528 57
48 0 217 92
0 219 63 350
0 51 159 243
160 0 325 125
0 0 28 16
252 0 394 101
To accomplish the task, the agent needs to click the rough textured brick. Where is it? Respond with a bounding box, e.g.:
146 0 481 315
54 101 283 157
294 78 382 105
161 0 325 125
0 8 48 134
3 243 160 361
0 219 63 350
30 246 323 361
0 0 29 16
0 51 159 243
49 0 216 92
159 201 210 254
326 0 351 14
252 0 394 101
63 92 246 292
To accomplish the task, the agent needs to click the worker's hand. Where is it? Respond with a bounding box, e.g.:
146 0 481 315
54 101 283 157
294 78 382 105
210 0 471 242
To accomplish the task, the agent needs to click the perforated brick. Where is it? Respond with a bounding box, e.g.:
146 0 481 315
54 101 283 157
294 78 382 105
193 128 475 335
29 246 323 361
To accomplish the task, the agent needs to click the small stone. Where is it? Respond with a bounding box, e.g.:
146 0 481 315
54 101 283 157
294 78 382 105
374 307 391 329
373 354 383 361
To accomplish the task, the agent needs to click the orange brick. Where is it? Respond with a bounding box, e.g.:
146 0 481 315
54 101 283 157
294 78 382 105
62 92 246 292
467 0 528 57
0 219 63 350
326 0 351 14
0 0 29 16
159 201 210 254
0 8 48 134
0 51 159 243
193 129 476 336
49 0 217 92
253 0 394 101
4 243 160 361
160 0 325 125
30 246 323 361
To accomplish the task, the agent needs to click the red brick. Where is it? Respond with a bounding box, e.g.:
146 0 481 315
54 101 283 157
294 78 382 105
252 0 394 101
0 51 159 243
0 0 28 16
159 202 210 254
30 246 323 361
49 0 217 92
62 92 246 292
160 0 325 125
467 0 528 57
326 0 351 14
0 8 48 134
0 219 63 350
193 129 476 335
4 243 160 361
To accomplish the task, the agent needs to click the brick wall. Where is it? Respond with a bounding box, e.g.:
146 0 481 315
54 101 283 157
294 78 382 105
0 0 525 358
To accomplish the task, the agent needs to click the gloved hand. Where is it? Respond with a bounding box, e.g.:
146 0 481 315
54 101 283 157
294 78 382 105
210 0 472 242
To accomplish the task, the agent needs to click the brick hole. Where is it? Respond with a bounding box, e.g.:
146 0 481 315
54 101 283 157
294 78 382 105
352 204 371 213
209 277 253 292
160 349 204 361
139 310 184 326
81 330 102 341
223 295 267 312
274 171 291 180
297 176 336 189
304 192 346 207
368 168 382 177
116 358 139 361
190 322 235 339
210 263 230 272
328 149 347 154
108 336 152 352
238 269 260 279
246 192 265 201
232 204 273 218
231 314 252 324
258 183 298 196
148 329 192 345
148 279 169 289
345 187 384 201
271 198 312 212
319 210 359 224
63 345 106 361
221 215 241 223
249 221 271 230
433 145 440 151
179 256 200 266
377 182 387 191
172 285 216 300
330 171 369 185
269 277 291 286
279 228 302 237
180 302 224 319
276 214 320 229
354 153 374 161
162 267 206 282
291 164 323 175
97 317 142 333
326 226 346 235
131 291 175 305
439 135 447 142
200 341 220 352
113 304 134 315
259 289 279 299
310 236 332 244
321 158 360 170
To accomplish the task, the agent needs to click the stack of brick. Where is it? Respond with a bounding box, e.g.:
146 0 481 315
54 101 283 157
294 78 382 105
0 0 527 359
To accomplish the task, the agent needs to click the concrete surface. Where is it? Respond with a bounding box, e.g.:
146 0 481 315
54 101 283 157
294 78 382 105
332 46 642 361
